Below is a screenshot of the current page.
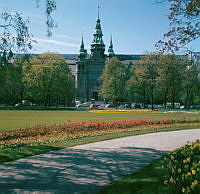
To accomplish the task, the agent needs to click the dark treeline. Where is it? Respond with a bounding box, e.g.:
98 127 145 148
0 53 75 108
100 53 200 109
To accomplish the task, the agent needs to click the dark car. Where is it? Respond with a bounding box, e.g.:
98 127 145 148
89 104 100 110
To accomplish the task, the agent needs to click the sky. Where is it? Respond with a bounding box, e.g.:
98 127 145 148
0 0 199 55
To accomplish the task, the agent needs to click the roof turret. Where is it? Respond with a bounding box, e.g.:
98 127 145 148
91 5 105 58
108 35 115 57
79 36 87 60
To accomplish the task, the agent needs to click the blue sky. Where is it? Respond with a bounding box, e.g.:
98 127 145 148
0 0 199 54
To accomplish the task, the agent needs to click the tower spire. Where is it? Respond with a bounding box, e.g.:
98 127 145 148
98 4 100 19
91 4 105 58
108 35 115 57
79 35 87 60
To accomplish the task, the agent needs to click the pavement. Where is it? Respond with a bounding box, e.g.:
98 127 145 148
0 129 199 194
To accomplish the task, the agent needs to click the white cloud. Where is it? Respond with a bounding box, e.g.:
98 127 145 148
33 38 80 48
54 34 80 41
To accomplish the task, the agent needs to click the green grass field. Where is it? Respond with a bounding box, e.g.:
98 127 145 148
0 110 200 130
1 110 199 193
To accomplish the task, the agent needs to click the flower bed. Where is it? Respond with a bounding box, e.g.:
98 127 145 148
0 119 173 142
162 140 200 193
88 109 155 113
1 119 200 151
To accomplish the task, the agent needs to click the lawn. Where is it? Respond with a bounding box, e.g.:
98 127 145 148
99 140 200 194
0 110 200 130
0 109 200 193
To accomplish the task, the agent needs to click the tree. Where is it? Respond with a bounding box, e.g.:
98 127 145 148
134 53 159 110
35 0 57 36
0 57 28 105
126 66 148 107
0 0 57 68
182 58 199 108
0 10 33 67
158 54 186 108
51 61 75 106
156 0 200 52
24 53 74 107
99 57 128 105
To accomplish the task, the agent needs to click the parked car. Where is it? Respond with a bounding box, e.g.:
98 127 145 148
105 104 115 108
89 104 100 110
118 103 131 109
131 103 144 109
76 102 89 109
15 100 35 107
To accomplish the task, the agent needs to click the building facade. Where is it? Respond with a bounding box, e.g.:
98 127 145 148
76 11 115 101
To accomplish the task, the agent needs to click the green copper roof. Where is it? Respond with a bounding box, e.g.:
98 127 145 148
79 36 87 59
80 36 85 52
91 7 105 58
108 36 114 56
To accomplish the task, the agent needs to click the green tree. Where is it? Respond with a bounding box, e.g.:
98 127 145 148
24 53 74 107
51 62 75 106
99 57 128 106
158 54 186 108
126 66 148 107
134 53 159 110
0 57 27 106
182 59 199 108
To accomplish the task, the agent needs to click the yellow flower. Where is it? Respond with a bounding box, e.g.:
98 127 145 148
186 157 191 163
191 170 196 175
190 180 198 190
187 172 191 176
171 155 174 160
169 177 176 184
169 177 174 183
164 180 168 185
182 187 186 193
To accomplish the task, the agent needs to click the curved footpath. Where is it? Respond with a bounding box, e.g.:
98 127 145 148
0 129 200 193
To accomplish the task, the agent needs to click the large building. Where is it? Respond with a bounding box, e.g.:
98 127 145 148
73 10 144 101
16 10 145 102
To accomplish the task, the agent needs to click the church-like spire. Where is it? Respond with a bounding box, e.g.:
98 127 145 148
80 36 85 52
91 5 105 58
98 4 100 19
79 35 87 60
108 35 115 57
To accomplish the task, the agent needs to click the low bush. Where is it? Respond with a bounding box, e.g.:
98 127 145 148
162 140 200 193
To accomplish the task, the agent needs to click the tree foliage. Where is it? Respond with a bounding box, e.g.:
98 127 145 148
0 53 74 107
24 53 74 107
0 57 28 105
156 0 200 52
127 53 199 109
0 0 57 67
132 53 159 109
99 57 128 105
158 54 187 108
0 10 33 66
35 0 57 36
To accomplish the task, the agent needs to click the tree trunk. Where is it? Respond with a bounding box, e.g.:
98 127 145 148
151 79 154 110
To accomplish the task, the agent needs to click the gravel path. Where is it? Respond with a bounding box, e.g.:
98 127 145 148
0 129 199 194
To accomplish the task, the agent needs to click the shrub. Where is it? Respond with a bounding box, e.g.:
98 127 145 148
162 140 200 193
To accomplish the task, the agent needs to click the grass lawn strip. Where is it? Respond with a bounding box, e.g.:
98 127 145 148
1 110 200 130
99 140 200 194
99 157 171 194
0 122 200 164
